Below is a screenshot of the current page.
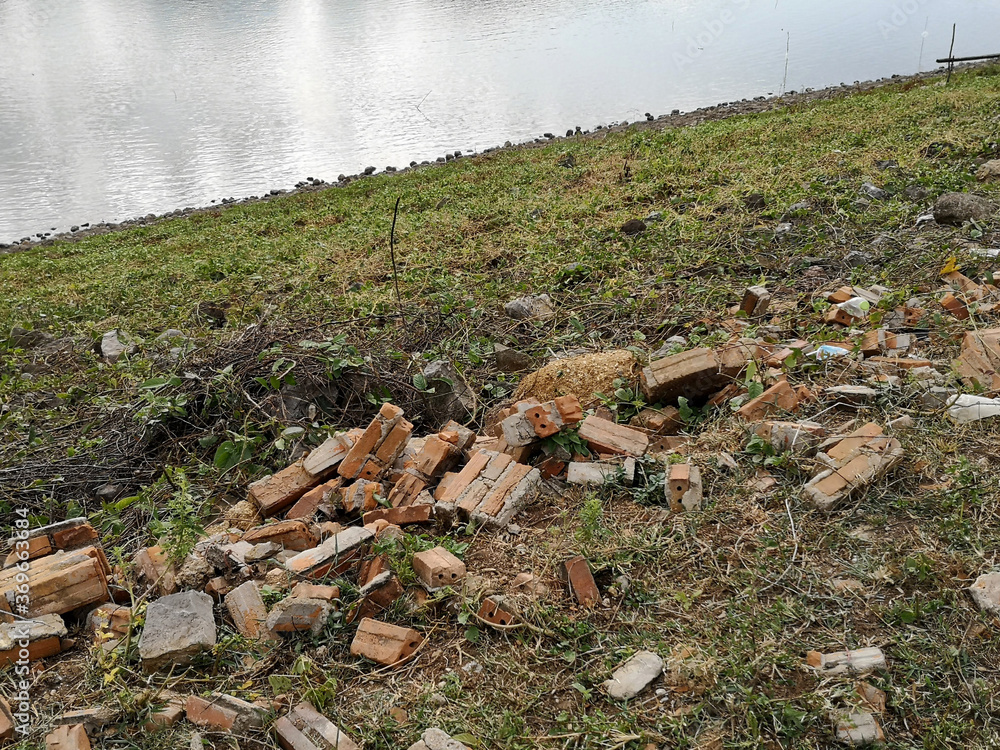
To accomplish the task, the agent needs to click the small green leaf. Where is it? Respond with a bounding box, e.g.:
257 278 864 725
464 626 480 643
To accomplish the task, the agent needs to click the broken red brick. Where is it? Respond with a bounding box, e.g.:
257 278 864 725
348 572 405 624
413 434 462 477
287 478 343 520
564 555 599 607
362 504 433 527
225 581 272 641
133 545 176 596
44 724 90 750
350 618 423 665
955 328 1000 393
823 306 857 326
577 415 649 457
275 702 360 750
740 286 771 317
640 344 754 404
736 379 800 421
242 520 318 551
0 547 109 618
478 596 517 627
291 582 339 601
827 287 854 304
386 473 428 507
249 461 326 517
940 293 970 320
628 407 682 435
186 693 265 733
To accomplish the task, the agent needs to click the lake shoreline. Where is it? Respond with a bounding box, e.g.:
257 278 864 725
0 61 985 255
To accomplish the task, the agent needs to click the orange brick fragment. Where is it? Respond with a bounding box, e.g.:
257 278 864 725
564 555 599 607
350 618 423 666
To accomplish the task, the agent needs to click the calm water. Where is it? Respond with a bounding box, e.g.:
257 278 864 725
2 0 999 243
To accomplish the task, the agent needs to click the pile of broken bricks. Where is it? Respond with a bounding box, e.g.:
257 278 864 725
5 267 1000 747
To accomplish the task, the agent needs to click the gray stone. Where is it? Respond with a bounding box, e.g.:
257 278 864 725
98 330 137 363
175 550 214 590
408 728 471 750
190 732 203 750
155 328 187 343
602 650 664 699
977 159 1000 182
244 541 282 563
264 596 331 635
933 192 998 225
494 344 532 373
428 693 448 707
422 360 476 426
139 590 216 671
504 293 555 321
861 182 888 201
903 184 929 201
969 572 1000 613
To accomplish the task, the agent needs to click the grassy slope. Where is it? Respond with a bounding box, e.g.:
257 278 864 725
2 68 1000 750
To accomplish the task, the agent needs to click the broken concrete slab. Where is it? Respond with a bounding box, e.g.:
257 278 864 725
602 650 664 699
968 572 1000 613
139 590 217 672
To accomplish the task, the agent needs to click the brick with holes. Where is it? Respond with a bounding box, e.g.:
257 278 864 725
412 546 466 591
666 463 703 512
478 596 517 627
500 396 584 446
350 618 423 666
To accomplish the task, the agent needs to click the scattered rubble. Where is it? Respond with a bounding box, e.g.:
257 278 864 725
602 650 665 699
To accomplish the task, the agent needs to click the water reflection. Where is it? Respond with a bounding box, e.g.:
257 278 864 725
1 0 998 241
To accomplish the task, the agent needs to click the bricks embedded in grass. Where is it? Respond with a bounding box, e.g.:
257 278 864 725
803 423 904 511
563 555 599 607
740 285 771 317
413 546 466 591
44 723 91 750
348 571 405 623
275 701 361 750
832 711 885 746
185 692 266 733
350 618 423 665
955 328 1000 393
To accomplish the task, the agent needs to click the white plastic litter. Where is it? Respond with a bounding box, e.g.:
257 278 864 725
947 394 1000 424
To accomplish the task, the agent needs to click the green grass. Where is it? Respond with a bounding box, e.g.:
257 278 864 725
2 66 1000 750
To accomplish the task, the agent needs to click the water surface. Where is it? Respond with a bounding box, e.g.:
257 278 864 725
2 0 999 242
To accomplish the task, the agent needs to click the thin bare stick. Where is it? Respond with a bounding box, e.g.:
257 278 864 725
389 196 405 325
947 24 957 84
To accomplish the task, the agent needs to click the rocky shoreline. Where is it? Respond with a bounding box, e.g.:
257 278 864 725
1 62 986 255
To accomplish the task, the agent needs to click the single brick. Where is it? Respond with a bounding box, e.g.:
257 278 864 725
412 546 466 591
287 478 343 520
564 555 599 607
301 434 354 476
640 343 755 404
362 503 433 527
265 597 331 636
478 596 516 627
225 581 271 640
291 582 340 601
628 407 682 435
348 571 405 624
0 613 66 667
44 724 91 750
736 379 800 421
350 618 423 666
666 463 703 512
740 285 771 317
187 693 265 733
275 701 360 750
413 434 462 477
242 520 318 551
249 461 325 517
577 415 649 457
283 526 374 579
